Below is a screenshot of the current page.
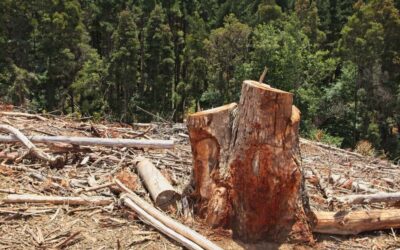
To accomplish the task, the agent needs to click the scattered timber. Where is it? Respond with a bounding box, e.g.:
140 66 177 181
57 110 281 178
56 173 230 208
116 179 223 250
122 197 203 250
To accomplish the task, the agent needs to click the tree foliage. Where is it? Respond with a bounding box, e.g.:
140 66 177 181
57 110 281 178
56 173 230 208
0 0 399 159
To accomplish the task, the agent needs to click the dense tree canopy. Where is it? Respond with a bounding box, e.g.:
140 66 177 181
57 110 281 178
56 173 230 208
0 0 399 159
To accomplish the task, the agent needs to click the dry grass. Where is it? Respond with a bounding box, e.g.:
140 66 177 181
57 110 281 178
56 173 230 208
355 140 375 156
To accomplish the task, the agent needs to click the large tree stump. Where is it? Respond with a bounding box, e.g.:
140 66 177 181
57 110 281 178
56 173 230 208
187 80 313 243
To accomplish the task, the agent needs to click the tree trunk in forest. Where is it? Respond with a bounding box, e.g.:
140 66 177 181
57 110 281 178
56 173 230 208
186 80 313 243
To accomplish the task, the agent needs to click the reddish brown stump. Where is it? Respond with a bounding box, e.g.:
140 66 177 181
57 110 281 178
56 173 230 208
187 80 313 243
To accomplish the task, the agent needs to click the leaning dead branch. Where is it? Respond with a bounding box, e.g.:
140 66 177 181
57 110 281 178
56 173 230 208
336 192 400 205
2 194 113 206
0 134 174 149
0 124 64 167
116 179 223 250
313 209 400 235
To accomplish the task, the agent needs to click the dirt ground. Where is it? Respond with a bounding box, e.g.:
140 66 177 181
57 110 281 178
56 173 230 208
0 108 399 249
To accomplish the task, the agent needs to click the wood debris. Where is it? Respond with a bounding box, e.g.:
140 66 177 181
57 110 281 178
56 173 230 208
0 105 400 249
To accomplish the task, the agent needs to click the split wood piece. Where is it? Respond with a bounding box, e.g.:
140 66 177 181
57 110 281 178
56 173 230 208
122 197 202 250
313 209 400 235
135 156 180 209
0 124 64 168
0 111 47 121
2 194 113 206
116 179 223 250
330 174 379 194
336 192 400 205
0 134 174 149
186 80 313 243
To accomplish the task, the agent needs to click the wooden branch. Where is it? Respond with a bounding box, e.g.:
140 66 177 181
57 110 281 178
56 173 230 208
122 197 202 250
0 124 64 167
0 134 174 149
313 209 400 235
309 166 334 202
2 194 113 206
116 179 223 250
330 174 378 193
135 156 180 209
336 192 400 205
0 151 19 161
300 138 364 159
0 111 47 121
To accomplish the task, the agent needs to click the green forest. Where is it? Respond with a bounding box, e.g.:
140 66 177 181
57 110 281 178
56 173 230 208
0 0 399 159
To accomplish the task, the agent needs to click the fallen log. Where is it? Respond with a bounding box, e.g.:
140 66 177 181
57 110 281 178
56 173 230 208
0 134 174 149
313 209 400 235
135 156 180 209
2 194 113 206
186 80 313 242
336 192 400 205
116 179 223 250
0 124 64 167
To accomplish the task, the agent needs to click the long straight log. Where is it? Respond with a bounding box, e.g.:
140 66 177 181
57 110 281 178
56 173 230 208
122 197 202 250
2 194 113 206
313 209 400 235
116 180 223 250
135 156 180 209
0 135 174 149
337 192 400 205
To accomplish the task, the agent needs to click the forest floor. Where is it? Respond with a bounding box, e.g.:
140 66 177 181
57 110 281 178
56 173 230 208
0 106 399 249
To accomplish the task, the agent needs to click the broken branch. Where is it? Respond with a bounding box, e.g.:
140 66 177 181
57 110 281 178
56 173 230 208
0 124 64 167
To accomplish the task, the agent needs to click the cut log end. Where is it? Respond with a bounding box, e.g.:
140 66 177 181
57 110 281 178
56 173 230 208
186 80 313 243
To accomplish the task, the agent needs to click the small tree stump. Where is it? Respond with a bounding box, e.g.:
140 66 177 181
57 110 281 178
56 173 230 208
187 80 313 243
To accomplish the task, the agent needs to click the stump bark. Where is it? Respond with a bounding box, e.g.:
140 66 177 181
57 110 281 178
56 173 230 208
187 80 313 243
